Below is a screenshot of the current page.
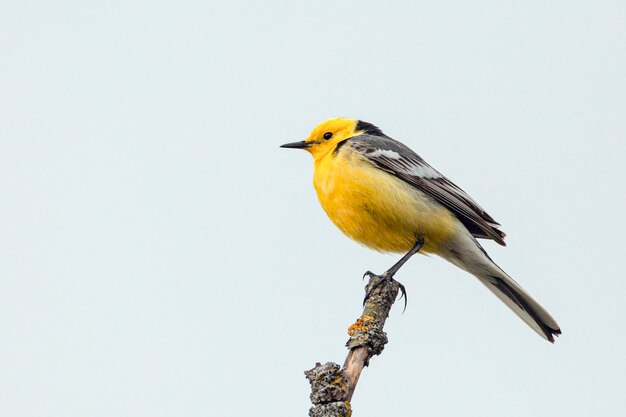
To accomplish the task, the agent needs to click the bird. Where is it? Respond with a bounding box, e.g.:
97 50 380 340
281 117 561 342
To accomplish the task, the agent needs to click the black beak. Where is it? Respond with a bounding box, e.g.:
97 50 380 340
280 140 311 149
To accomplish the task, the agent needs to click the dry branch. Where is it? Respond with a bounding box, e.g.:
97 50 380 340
305 277 400 416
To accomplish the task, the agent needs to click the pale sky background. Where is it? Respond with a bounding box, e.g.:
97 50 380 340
1 1 625 416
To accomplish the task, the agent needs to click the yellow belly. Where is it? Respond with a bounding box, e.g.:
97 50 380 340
313 150 457 254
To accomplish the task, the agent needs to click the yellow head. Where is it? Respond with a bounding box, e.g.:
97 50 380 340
280 118 360 160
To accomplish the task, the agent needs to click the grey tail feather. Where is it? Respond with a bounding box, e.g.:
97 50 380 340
488 275 562 343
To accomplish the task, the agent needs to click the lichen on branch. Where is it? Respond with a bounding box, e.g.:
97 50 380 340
305 276 401 416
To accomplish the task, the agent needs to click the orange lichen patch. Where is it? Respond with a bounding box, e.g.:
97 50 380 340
344 401 352 417
348 315 374 336
330 374 343 387
329 373 349 398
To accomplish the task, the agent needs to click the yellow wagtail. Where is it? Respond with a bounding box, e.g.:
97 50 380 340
281 118 561 342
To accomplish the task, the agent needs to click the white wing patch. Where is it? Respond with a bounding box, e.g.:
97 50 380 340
406 163 440 179
369 149 401 159
358 144 441 179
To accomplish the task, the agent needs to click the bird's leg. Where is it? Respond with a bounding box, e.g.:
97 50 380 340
363 236 425 311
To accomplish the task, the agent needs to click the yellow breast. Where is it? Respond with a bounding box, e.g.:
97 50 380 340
313 148 457 254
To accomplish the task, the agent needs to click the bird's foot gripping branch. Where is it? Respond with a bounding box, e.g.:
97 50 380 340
305 276 400 416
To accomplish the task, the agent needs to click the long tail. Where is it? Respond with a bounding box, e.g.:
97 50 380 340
478 272 561 342
441 231 561 342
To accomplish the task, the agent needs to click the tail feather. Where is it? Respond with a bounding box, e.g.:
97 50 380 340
479 274 561 342
441 230 561 342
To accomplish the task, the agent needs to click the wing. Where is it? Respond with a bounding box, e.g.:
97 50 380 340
347 133 506 245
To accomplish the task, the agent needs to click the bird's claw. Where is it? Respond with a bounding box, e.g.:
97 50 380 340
362 272 408 312
397 281 408 313
363 271 376 281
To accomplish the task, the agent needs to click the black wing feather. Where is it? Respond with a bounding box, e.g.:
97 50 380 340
348 133 506 245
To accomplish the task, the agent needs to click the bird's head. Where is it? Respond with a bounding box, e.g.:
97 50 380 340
280 118 360 159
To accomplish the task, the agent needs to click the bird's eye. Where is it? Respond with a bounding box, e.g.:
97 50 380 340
323 132 333 140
